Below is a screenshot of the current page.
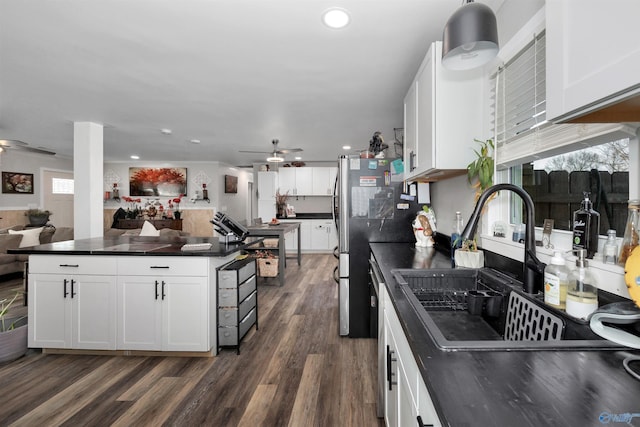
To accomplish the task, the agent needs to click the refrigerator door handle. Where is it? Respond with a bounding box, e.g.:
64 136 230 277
339 156 349 252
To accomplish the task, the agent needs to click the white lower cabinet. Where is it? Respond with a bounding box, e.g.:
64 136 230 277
117 257 209 352
281 219 336 252
28 254 223 353
28 255 117 350
381 284 441 427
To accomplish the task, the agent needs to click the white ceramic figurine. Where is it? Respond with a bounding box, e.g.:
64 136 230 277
413 210 436 247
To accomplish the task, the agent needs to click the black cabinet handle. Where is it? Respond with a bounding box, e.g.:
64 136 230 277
386 345 397 391
416 415 433 427
150 266 170 269
410 151 416 171
70 279 76 298
63 279 69 298
161 281 166 300
59 264 79 268
155 280 159 300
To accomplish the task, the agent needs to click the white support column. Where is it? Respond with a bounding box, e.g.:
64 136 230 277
631 128 640 199
74 122 104 239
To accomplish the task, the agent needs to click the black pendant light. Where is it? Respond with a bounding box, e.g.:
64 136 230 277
442 0 499 70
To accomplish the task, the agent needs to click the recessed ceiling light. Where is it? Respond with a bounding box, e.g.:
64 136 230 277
130 155 140 160
322 8 350 29
160 128 172 135
342 145 351 150
190 139 201 144
294 156 302 160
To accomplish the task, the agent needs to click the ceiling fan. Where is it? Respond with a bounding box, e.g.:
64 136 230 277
0 139 56 155
239 139 302 162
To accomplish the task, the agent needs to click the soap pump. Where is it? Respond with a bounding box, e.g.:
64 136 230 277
566 249 599 320
544 251 570 310
572 192 600 259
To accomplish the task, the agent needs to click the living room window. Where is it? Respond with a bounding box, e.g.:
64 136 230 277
51 178 74 194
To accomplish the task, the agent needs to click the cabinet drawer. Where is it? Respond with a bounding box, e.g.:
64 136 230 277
118 256 208 276
218 275 256 307
218 291 257 327
218 308 256 346
28 255 116 275
218 259 256 288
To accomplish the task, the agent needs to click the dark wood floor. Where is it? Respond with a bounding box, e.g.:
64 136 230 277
0 255 383 426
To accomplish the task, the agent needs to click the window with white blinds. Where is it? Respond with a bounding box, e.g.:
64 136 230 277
493 30 634 169
493 31 548 166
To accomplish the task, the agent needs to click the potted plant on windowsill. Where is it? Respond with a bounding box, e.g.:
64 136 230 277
0 292 28 363
25 209 52 226
467 138 495 203
454 238 485 268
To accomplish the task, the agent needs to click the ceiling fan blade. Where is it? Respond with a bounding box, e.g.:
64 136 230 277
239 150 271 154
22 146 57 155
0 139 56 155
276 148 303 154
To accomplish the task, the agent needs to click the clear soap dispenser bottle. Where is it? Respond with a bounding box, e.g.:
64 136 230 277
544 251 569 310
566 249 598 320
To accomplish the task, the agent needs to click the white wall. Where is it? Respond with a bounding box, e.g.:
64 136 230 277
104 160 252 224
0 150 73 210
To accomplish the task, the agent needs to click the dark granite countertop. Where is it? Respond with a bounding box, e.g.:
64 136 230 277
9 235 264 257
370 242 640 427
276 212 333 220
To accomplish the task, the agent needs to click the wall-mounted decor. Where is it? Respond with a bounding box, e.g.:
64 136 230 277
129 167 187 197
2 171 34 194
225 175 238 193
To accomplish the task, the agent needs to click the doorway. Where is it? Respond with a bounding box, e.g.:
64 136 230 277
42 170 74 228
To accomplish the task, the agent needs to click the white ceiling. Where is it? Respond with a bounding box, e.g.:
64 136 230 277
0 0 501 166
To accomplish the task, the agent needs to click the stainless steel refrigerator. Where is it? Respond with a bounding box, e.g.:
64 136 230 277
336 155 421 337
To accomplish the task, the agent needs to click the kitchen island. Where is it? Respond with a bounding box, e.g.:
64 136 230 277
10 235 263 356
371 242 640 427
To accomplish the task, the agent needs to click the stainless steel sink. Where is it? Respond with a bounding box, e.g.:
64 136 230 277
392 268 623 351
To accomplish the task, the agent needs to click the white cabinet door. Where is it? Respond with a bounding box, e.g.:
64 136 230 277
309 220 329 250
72 275 117 350
404 41 482 181
403 81 418 176
277 168 296 195
257 199 276 222
257 171 277 200
312 168 331 195
29 274 70 348
278 167 313 195
384 312 399 427
295 168 313 195
163 277 209 351
546 0 640 121
117 275 208 351
29 274 116 350
117 276 163 350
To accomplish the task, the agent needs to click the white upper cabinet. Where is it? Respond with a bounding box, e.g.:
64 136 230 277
278 167 334 196
546 0 640 122
257 171 277 200
403 41 483 181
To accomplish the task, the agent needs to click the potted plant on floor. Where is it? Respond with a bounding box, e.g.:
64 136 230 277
25 209 52 226
0 292 28 363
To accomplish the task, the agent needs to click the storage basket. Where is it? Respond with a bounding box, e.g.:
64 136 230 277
257 258 279 277
263 238 279 248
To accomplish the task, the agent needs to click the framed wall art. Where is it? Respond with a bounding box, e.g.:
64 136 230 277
2 171 34 194
225 175 238 193
129 167 187 197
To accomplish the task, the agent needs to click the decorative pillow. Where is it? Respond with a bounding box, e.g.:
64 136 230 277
140 221 160 237
8 227 44 248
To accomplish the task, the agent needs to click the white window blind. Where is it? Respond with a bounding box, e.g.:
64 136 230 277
493 30 635 168
494 31 548 156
